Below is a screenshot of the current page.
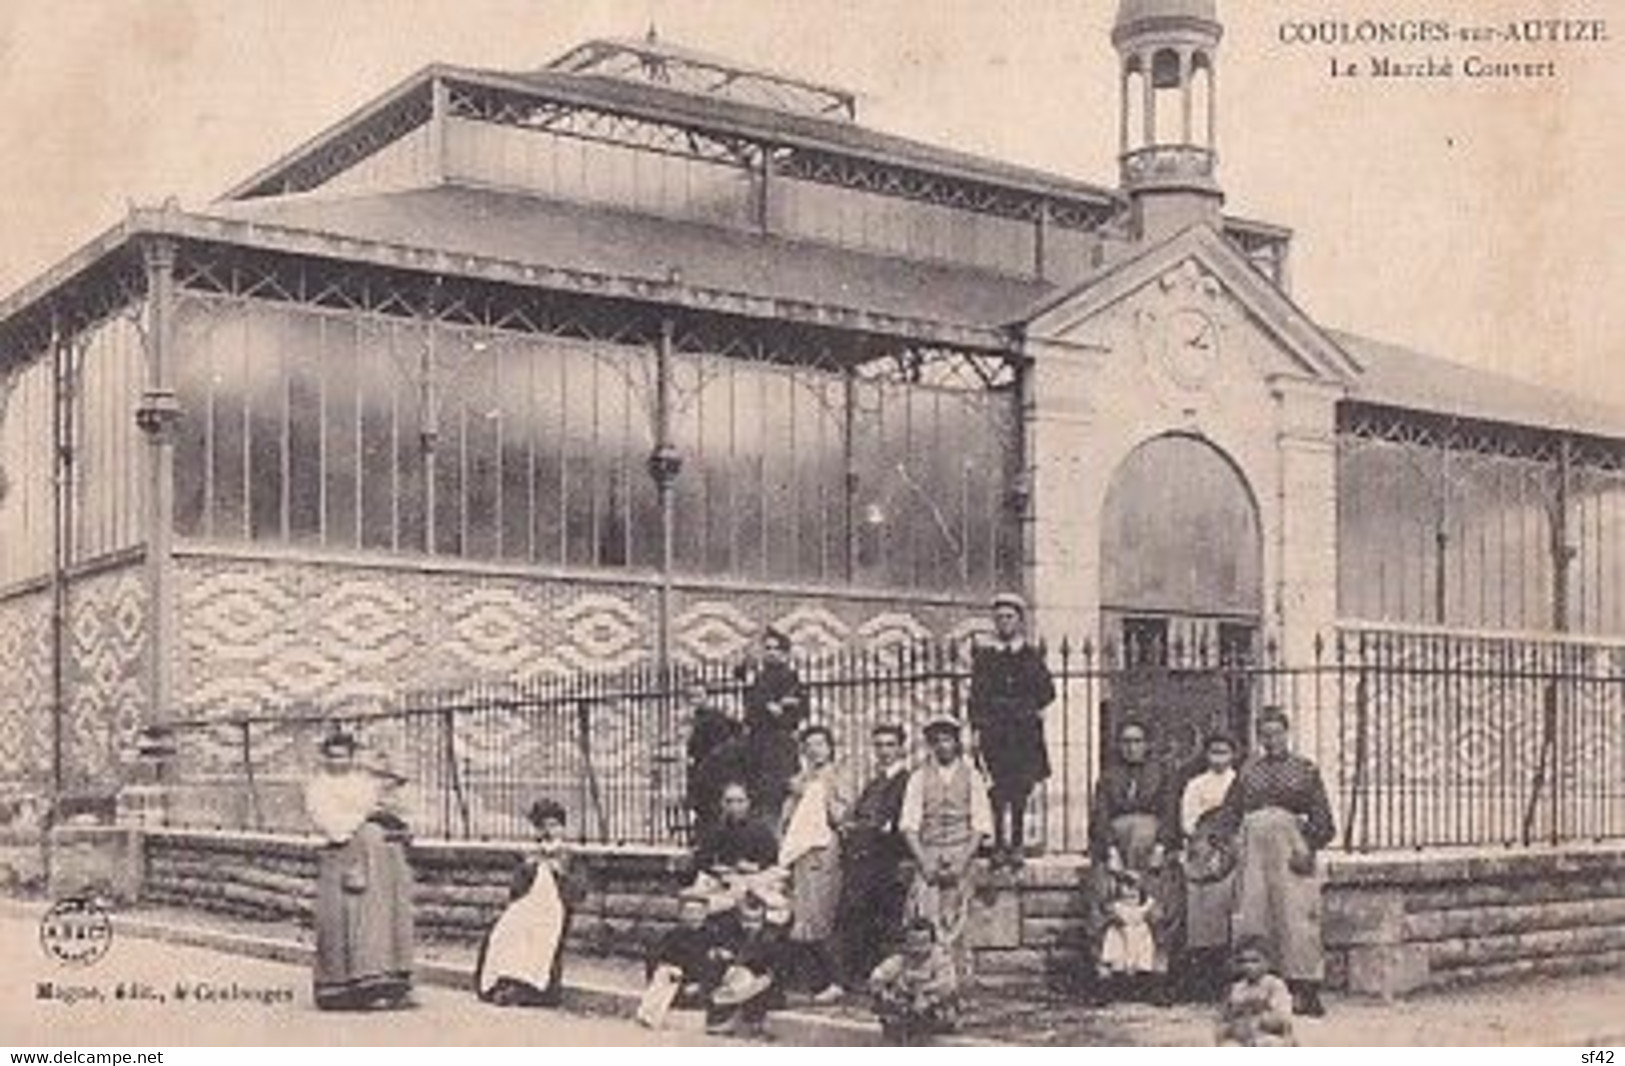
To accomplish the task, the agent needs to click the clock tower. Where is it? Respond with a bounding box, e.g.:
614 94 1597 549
1113 0 1224 242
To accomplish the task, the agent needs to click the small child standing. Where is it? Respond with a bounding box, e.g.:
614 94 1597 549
1097 870 1159 980
868 918 961 1045
1215 937 1297 1047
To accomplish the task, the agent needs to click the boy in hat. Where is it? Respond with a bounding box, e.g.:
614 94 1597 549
968 592 1056 869
898 714 992 973
638 887 727 1028
705 891 786 1038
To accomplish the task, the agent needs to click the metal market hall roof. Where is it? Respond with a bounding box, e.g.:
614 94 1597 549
0 32 1619 447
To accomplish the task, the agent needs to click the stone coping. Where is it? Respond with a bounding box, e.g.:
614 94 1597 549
124 826 1625 885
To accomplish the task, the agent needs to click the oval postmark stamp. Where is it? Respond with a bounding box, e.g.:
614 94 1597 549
39 896 113 967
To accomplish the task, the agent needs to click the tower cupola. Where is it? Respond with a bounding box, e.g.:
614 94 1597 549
1113 0 1223 240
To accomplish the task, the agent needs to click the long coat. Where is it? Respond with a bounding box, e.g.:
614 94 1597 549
967 638 1056 793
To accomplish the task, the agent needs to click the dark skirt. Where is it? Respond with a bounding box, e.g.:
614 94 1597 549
977 716 1050 792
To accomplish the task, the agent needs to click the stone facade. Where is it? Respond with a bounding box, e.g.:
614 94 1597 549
1021 232 1352 834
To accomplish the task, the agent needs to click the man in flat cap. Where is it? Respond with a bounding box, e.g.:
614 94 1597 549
899 714 992 974
968 592 1056 870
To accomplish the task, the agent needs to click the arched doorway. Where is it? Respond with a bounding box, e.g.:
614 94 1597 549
1099 433 1263 765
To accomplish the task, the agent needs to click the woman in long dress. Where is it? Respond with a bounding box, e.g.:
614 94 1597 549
1084 719 1180 1003
475 799 589 1006
1217 708 1335 1016
779 724 847 1003
306 734 415 1011
1175 732 1239 1002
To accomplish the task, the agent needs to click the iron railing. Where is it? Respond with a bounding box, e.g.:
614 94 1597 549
146 627 1625 854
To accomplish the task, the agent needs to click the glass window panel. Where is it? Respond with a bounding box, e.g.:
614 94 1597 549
172 310 210 538
562 353 596 568
245 307 285 542
285 314 324 543
761 369 796 580
669 357 708 574
210 310 248 541
459 337 500 561
358 323 399 552
393 325 428 556
323 317 359 550
531 340 565 566
498 340 535 563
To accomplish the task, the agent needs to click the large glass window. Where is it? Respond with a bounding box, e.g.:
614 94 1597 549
1337 425 1625 637
170 292 1017 595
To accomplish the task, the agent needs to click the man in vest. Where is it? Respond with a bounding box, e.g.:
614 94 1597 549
898 714 993 973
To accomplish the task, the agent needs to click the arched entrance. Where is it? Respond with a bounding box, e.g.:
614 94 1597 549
1099 433 1263 764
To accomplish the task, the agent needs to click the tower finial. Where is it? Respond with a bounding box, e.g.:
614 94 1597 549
646 21 659 43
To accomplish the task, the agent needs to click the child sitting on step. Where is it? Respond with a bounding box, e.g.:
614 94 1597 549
1215 936 1297 1047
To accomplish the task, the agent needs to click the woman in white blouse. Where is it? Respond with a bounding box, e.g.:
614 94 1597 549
1176 732 1239 1002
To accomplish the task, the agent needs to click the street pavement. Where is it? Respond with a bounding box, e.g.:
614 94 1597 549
8 902 1625 1047
1 914 725 1047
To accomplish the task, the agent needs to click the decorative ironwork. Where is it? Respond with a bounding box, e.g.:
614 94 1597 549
779 146 1040 224
1339 401 1625 466
445 79 762 169
150 626 1625 852
234 82 436 199
547 36 859 122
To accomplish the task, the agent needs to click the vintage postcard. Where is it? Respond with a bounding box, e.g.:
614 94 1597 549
1 0 1621 1051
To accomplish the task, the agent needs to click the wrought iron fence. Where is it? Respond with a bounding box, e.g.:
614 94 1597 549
149 627 1625 854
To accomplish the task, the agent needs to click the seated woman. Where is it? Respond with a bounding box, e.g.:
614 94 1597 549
691 781 787 920
1084 720 1179 1004
474 799 590 1007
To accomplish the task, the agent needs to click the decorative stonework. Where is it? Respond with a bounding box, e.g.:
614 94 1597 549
0 567 149 794
172 554 984 720
0 590 51 789
1132 259 1244 413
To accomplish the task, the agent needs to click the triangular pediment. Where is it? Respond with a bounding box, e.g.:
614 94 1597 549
1021 224 1360 387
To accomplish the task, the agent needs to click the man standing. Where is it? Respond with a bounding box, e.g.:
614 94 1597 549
737 627 807 828
967 593 1056 870
837 723 913 984
681 677 744 839
899 715 992 974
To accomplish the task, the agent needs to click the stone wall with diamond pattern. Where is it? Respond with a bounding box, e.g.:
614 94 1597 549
171 552 984 719
0 565 150 796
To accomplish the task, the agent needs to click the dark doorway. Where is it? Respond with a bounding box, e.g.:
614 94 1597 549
1099 434 1264 767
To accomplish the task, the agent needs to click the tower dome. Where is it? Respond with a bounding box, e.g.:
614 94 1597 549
1114 0 1219 37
